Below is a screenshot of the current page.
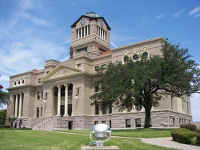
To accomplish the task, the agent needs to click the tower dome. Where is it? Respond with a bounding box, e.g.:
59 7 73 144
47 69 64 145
85 11 100 18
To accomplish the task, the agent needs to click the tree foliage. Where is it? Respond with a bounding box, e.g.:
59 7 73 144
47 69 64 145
90 40 200 128
0 85 8 107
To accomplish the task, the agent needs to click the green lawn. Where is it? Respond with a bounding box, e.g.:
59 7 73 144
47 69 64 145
0 128 176 150
59 128 173 138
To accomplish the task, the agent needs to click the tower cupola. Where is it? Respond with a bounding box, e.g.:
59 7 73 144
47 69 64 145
70 12 111 59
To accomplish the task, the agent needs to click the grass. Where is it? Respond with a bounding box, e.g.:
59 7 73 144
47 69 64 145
0 128 176 150
59 128 173 138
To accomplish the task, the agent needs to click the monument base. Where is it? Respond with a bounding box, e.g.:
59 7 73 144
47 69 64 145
81 146 119 150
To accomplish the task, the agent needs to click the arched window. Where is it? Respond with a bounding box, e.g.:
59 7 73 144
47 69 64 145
124 55 129 62
135 105 142 111
133 54 139 60
142 52 148 59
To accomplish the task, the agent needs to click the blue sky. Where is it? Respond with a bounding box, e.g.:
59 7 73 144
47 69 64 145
0 0 200 121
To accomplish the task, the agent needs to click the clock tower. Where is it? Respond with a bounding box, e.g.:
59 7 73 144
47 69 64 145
70 12 111 58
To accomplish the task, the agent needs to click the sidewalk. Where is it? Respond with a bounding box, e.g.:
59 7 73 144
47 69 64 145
141 137 200 150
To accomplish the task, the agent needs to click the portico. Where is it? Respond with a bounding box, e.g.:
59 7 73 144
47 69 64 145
54 83 73 117
13 93 24 118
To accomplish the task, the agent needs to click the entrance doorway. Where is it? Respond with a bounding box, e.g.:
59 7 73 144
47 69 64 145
60 105 64 117
68 121 73 130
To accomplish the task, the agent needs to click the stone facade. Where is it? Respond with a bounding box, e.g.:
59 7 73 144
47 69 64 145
6 12 192 130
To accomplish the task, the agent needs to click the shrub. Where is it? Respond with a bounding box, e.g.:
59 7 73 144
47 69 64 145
180 123 197 131
197 128 200 134
171 128 200 145
0 110 7 125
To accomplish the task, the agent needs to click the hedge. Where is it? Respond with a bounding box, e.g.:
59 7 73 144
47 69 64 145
171 128 200 146
180 123 197 131
0 109 6 125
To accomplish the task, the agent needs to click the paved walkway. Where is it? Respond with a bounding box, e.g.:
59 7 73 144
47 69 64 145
55 131 200 150
141 137 200 150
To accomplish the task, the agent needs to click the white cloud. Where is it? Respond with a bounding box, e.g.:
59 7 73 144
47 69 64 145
173 9 185 18
0 1 68 89
13 0 52 27
111 41 118 48
155 14 165 19
194 13 200 18
0 75 9 83
19 0 33 11
22 12 52 27
189 6 200 16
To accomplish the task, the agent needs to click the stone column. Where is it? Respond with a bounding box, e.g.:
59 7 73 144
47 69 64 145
15 95 18 117
56 85 61 116
19 93 22 118
64 84 68 116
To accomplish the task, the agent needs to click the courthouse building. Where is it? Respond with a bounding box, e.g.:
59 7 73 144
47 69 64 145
6 12 192 130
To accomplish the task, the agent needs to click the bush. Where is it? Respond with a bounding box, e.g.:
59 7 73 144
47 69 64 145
180 123 197 131
171 128 200 145
196 128 200 133
0 110 7 125
197 136 200 146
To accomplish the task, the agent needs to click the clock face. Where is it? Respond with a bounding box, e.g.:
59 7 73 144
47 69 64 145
80 18 85 25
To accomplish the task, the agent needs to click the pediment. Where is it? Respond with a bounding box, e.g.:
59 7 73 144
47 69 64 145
43 65 81 81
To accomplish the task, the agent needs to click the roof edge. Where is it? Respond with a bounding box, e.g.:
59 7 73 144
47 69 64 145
112 37 165 52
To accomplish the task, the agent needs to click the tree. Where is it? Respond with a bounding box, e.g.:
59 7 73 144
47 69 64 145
0 85 8 107
90 40 200 128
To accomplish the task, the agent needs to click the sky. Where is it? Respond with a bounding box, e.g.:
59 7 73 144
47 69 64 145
0 0 200 121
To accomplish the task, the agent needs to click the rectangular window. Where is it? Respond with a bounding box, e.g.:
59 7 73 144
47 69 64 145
94 121 98 125
95 102 99 115
82 27 84 37
135 118 141 128
95 66 99 71
95 86 99 92
36 107 39 118
102 102 107 114
102 121 106 124
77 47 87 53
85 26 87 36
88 25 90 35
109 103 112 114
76 29 78 39
109 120 112 128
37 92 40 100
125 119 131 128
79 28 81 38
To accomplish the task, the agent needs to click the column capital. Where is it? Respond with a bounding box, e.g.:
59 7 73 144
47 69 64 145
64 83 68 87
56 85 62 88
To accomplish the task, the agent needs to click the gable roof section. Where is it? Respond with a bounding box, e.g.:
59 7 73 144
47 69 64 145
43 65 82 81
71 15 111 31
